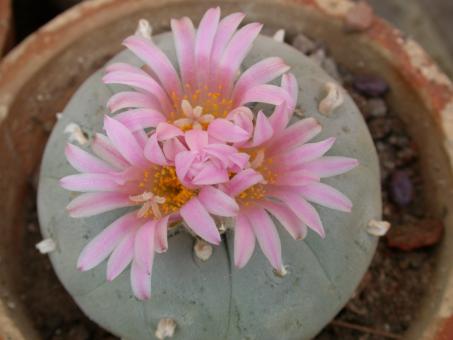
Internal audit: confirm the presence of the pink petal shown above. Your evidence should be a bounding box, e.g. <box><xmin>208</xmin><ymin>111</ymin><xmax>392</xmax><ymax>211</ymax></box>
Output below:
<box><xmin>105</xmin><ymin>62</ymin><xmax>147</xmax><ymax>75</ymax></box>
<box><xmin>133</xmin><ymin>129</ymin><xmax>148</xmax><ymax>149</ymax></box>
<box><xmin>268</xmin><ymin>103</ymin><xmax>289</xmax><ymax>136</ymax></box>
<box><xmin>91</xmin><ymin>133</ymin><xmax>129</xmax><ymax>170</ymax></box>
<box><xmin>298</xmin><ymin>182</ymin><xmax>353</xmax><ymax>212</ymax></box>
<box><xmin>210</xmin><ymin>12</ymin><xmax>245</xmax><ymax>71</ymax></box>
<box><xmin>195</xmin><ymin>7</ymin><xmax>221</xmax><ymax>84</ymax></box>
<box><xmin>203</xmin><ymin>143</ymin><xmax>237</xmax><ymax>161</ymax></box>
<box><xmin>232</xmin><ymin>57</ymin><xmax>290</xmax><ymax>101</ymax></box>
<box><xmin>115</xmin><ymin>109</ymin><xmax>166</xmax><ymax>131</ymax></box>
<box><xmin>272</xmin><ymin>137</ymin><xmax>336</xmax><ymax>171</ymax></box>
<box><xmin>207</xmin><ymin>118</ymin><xmax>249</xmax><ymax>143</ymax></box>
<box><xmin>155</xmin><ymin>216</ymin><xmax>169</xmax><ymax>253</ymax></box>
<box><xmin>228</xmin><ymin>152</ymin><xmax>250</xmax><ymax>170</ymax></box>
<box><xmin>259</xmin><ymin>201</ymin><xmax>307</xmax><ymax>240</ymax></box>
<box><xmin>198</xmin><ymin>186</ymin><xmax>239</xmax><ymax>217</ymax></box>
<box><xmin>156</xmin><ymin>122</ymin><xmax>184</xmax><ymax>140</ymax></box>
<box><xmin>268</xmin><ymin>73</ymin><xmax>298</xmax><ymax>134</ymax></box>
<box><xmin>175</xmin><ymin>151</ymin><xmax>197</xmax><ymax>182</ymax></box>
<box><xmin>192</xmin><ymin>162</ymin><xmax>229</xmax><ymax>185</ymax></box>
<box><xmin>217</xmin><ymin>22</ymin><xmax>262</xmax><ymax>92</ymax></box>
<box><xmin>134</xmin><ymin>220</ymin><xmax>156</xmax><ymax>273</ymax></box>
<box><xmin>225</xmin><ymin>168</ymin><xmax>264</xmax><ymax>197</ymax></box>
<box><xmin>104</xmin><ymin>116</ymin><xmax>148</xmax><ymax>168</ymax></box>
<box><xmin>65</xmin><ymin>144</ymin><xmax>113</xmax><ymax>173</ymax></box>
<box><xmin>270</xmin><ymin>189</ymin><xmax>325</xmax><ymax>238</ymax></box>
<box><xmin>250</xmin><ymin>111</ymin><xmax>274</xmax><ymax>147</ymax></box>
<box><xmin>144</xmin><ymin>134</ymin><xmax>168</xmax><ymax>166</ymax></box>
<box><xmin>274</xmin><ymin>170</ymin><xmax>319</xmax><ymax>186</ymax></box>
<box><xmin>107</xmin><ymin>91</ymin><xmax>160</xmax><ymax>113</ymax></box>
<box><xmin>180</xmin><ymin>197</ymin><xmax>221</xmax><ymax>245</ymax></box>
<box><xmin>233</xmin><ymin>212</ymin><xmax>255</xmax><ymax>268</ymax></box>
<box><xmin>162</xmin><ymin>138</ymin><xmax>187</xmax><ymax>162</ymax></box>
<box><xmin>171</xmin><ymin>17</ymin><xmax>196</xmax><ymax>87</ymax></box>
<box><xmin>67</xmin><ymin>192</ymin><xmax>133</xmax><ymax>218</ymax></box>
<box><xmin>123</xmin><ymin>36</ymin><xmax>182</xmax><ymax>97</ymax></box>
<box><xmin>103</xmin><ymin>71</ymin><xmax>172</xmax><ymax>112</ymax></box>
<box><xmin>246</xmin><ymin>207</ymin><xmax>283</xmax><ymax>271</ymax></box>
<box><xmin>236</xmin><ymin>84</ymin><xmax>290</xmax><ymax>107</ymax></box>
<box><xmin>281</xmin><ymin>73</ymin><xmax>298</xmax><ymax>115</ymax></box>
<box><xmin>77</xmin><ymin>212</ymin><xmax>138</xmax><ymax>271</ymax></box>
<box><xmin>302</xmin><ymin>156</ymin><xmax>359</xmax><ymax>178</ymax></box>
<box><xmin>106</xmin><ymin>229</ymin><xmax>136</xmax><ymax>281</ymax></box>
<box><xmin>130</xmin><ymin>260</ymin><xmax>151</xmax><ymax>300</ymax></box>
<box><xmin>60</xmin><ymin>173</ymin><xmax>120</xmax><ymax>192</ymax></box>
<box><xmin>185</xmin><ymin>129</ymin><xmax>208</xmax><ymax>151</ymax></box>
<box><xmin>267</xmin><ymin>117</ymin><xmax>322</xmax><ymax>155</ymax></box>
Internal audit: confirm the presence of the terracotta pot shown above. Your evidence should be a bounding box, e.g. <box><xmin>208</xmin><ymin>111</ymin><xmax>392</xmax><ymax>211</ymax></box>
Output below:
<box><xmin>0</xmin><ymin>0</ymin><xmax>452</xmax><ymax>339</ymax></box>
<box><xmin>0</xmin><ymin>0</ymin><xmax>13</xmax><ymax>57</ymax></box>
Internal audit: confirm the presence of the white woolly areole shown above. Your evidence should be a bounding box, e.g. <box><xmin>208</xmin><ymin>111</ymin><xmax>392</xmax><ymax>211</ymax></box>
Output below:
<box><xmin>155</xmin><ymin>318</ymin><xmax>177</xmax><ymax>339</ymax></box>
<box><xmin>64</xmin><ymin>123</ymin><xmax>88</xmax><ymax>145</ymax></box>
<box><xmin>319</xmin><ymin>81</ymin><xmax>344</xmax><ymax>115</ymax></box>
<box><xmin>272</xmin><ymin>29</ymin><xmax>285</xmax><ymax>43</ymax></box>
<box><xmin>135</xmin><ymin>19</ymin><xmax>152</xmax><ymax>40</ymax></box>
<box><xmin>36</xmin><ymin>238</ymin><xmax>57</xmax><ymax>254</ymax></box>
<box><xmin>366</xmin><ymin>219</ymin><xmax>391</xmax><ymax>236</ymax></box>
<box><xmin>194</xmin><ymin>239</ymin><xmax>213</xmax><ymax>261</ymax></box>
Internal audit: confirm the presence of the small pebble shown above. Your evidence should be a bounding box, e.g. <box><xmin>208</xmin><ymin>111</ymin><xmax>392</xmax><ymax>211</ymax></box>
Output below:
<box><xmin>368</xmin><ymin>117</ymin><xmax>392</xmax><ymax>139</ymax></box>
<box><xmin>386</xmin><ymin>219</ymin><xmax>444</xmax><ymax>251</ymax></box>
<box><xmin>366</xmin><ymin>98</ymin><xmax>387</xmax><ymax>117</ymax></box>
<box><xmin>353</xmin><ymin>75</ymin><xmax>389</xmax><ymax>97</ymax></box>
<box><xmin>390</xmin><ymin>170</ymin><xmax>414</xmax><ymax>206</ymax></box>
<box><xmin>292</xmin><ymin>33</ymin><xmax>317</xmax><ymax>54</ymax></box>
<box><xmin>349</xmin><ymin>90</ymin><xmax>370</xmax><ymax>119</ymax></box>
<box><xmin>345</xmin><ymin>1</ymin><xmax>374</xmax><ymax>32</ymax></box>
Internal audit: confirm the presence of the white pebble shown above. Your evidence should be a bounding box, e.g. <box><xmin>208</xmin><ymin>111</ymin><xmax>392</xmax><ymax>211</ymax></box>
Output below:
<box><xmin>64</xmin><ymin>123</ymin><xmax>89</xmax><ymax>145</ymax></box>
<box><xmin>319</xmin><ymin>82</ymin><xmax>344</xmax><ymax>115</ymax></box>
<box><xmin>194</xmin><ymin>239</ymin><xmax>213</xmax><ymax>261</ymax></box>
<box><xmin>367</xmin><ymin>219</ymin><xmax>391</xmax><ymax>236</ymax></box>
<box><xmin>35</xmin><ymin>238</ymin><xmax>57</xmax><ymax>254</ymax></box>
<box><xmin>272</xmin><ymin>29</ymin><xmax>285</xmax><ymax>43</ymax></box>
<box><xmin>56</xmin><ymin>112</ymin><xmax>63</xmax><ymax>120</ymax></box>
<box><xmin>135</xmin><ymin>19</ymin><xmax>152</xmax><ymax>40</ymax></box>
<box><xmin>155</xmin><ymin>318</ymin><xmax>176</xmax><ymax>339</ymax></box>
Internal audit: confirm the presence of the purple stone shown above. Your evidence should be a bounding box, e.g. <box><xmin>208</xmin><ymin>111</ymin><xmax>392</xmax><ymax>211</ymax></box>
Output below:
<box><xmin>353</xmin><ymin>75</ymin><xmax>389</xmax><ymax>97</ymax></box>
<box><xmin>390</xmin><ymin>170</ymin><xmax>413</xmax><ymax>206</ymax></box>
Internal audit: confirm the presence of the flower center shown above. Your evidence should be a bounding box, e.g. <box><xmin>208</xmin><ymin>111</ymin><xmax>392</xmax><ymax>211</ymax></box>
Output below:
<box><xmin>132</xmin><ymin>166</ymin><xmax>196</xmax><ymax>218</ymax></box>
<box><xmin>237</xmin><ymin>183</ymin><xmax>267</xmax><ymax>207</ymax></box>
<box><xmin>169</xmin><ymin>84</ymin><xmax>234</xmax><ymax>130</ymax></box>
<box><xmin>249</xmin><ymin>149</ymin><xmax>277</xmax><ymax>184</ymax></box>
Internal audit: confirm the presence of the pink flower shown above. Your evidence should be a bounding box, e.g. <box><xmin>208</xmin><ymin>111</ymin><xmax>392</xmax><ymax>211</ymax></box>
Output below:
<box><xmin>103</xmin><ymin>7</ymin><xmax>291</xmax><ymax>140</ymax></box>
<box><xmin>222</xmin><ymin>74</ymin><xmax>359</xmax><ymax>273</ymax></box>
<box><xmin>61</xmin><ymin>116</ymin><xmax>239</xmax><ymax>299</ymax></box>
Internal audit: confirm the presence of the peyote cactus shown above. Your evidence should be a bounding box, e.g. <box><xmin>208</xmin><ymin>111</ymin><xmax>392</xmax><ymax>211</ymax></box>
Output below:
<box><xmin>38</xmin><ymin>8</ymin><xmax>381</xmax><ymax>340</ymax></box>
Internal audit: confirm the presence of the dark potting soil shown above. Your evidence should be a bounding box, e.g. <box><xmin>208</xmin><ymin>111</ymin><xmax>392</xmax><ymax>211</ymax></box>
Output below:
<box><xmin>16</xmin><ymin>33</ymin><xmax>439</xmax><ymax>340</ymax></box>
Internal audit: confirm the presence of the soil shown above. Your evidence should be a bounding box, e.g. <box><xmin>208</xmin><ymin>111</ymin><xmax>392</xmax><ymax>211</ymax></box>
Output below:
<box><xmin>16</xmin><ymin>34</ymin><xmax>439</xmax><ymax>340</ymax></box>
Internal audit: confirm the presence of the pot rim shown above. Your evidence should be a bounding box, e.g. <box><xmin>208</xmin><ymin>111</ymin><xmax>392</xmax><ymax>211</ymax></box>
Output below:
<box><xmin>0</xmin><ymin>0</ymin><xmax>12</xmax><ymax>56</ymax></box>
<box><xmin>0</xmin><ymin>0</ymin><xmax>452</xmax><ymax>339</ymax></box>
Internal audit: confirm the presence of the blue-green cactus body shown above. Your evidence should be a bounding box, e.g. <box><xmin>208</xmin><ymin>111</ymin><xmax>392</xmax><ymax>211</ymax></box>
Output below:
<box><xmin>38</xmin><ymin>33</ymin><xmax>380</xmax><ymax>340</ymax></box>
